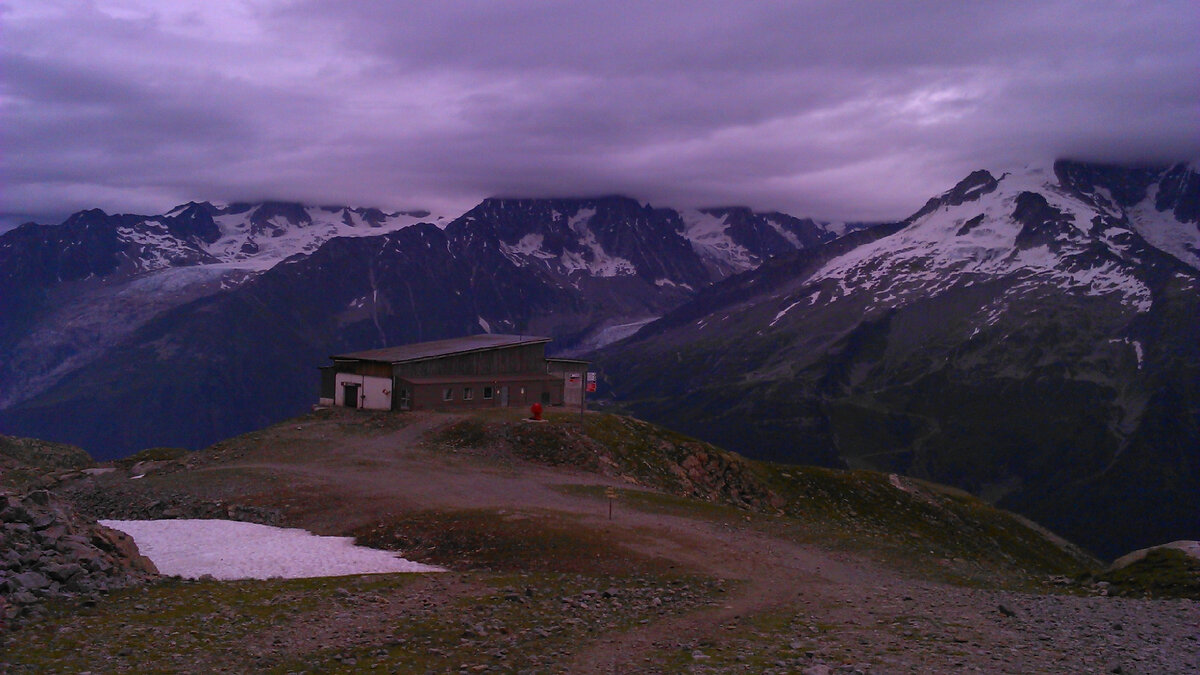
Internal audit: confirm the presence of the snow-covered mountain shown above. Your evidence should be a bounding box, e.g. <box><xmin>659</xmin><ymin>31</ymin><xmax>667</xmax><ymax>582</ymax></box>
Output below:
<box><xmin>0</xmin><ymin>201</ymin><xmax>451</xmax><ymax>410</ymax></box>
<box><xmin>678</xmin><ymin>207</ymin><xmax>852</xmax><ymax>275</ymax></box>
<box><xmin>0</xmin><ymin>193</ymin><xmax>842</xmax><ymax>458</ymax></box>
<box><xmin>597</xmin><ymin>160</ymin><xmax>1200</xmax><ymax>559</ymax></box>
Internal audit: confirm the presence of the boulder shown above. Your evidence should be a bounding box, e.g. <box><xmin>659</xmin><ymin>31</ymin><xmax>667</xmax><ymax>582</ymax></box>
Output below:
<box><xmin>11</xmin><ymin>571</ymin><xmax>50</xmax><ymax>591</ymax></box>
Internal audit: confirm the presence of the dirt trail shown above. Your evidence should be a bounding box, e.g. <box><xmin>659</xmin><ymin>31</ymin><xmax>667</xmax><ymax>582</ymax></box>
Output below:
<box><xmin>164</xmin><ymin>411</ymin><xmax>1198</xmax><ymax>673</ymax></box>
<box><xmin>188</xmin><ymin>412</ymin><xmax>917</xmax><ymax>671</ymax></box>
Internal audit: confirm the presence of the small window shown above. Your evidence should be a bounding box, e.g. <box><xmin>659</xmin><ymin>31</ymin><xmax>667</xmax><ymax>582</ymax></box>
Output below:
<box><xmin>463</xmin><ymin>387</ymin><xmax>473</xmax><ymax>400</ymax></box>
<box><xmin>483</xmin><ymin>386</ymin><xmax>493</xmax><ymax>400</ymax></box>
<box><xmin>442</xmin><ymin>388</ymin><xmax>453</xmax><ymax>401</ymax></box>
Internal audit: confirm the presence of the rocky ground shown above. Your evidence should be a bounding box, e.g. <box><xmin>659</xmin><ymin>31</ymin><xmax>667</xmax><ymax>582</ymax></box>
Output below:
<box><xmin>2</xmin><ymin>408</ymin><xmax>1198</xmax><ymax>673</ymax></box>
<box><xmin>0</xmin><ymin>490</ymin><xmax>158</xmax><ymax>630</ymax></box>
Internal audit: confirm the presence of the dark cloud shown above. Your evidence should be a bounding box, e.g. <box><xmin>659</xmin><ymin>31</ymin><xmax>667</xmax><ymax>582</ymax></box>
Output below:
<box><xmin>2</xmin><ymin>0</ymin><xmax>1197</xmax><ymax>231</ymax></box>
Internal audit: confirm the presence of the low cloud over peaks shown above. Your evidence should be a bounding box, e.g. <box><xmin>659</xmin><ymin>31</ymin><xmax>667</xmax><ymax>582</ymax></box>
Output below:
<box><xmin>3</xmin><ymin>0</ymin><xmax>1198</xmax><ymax>229</ymax></box>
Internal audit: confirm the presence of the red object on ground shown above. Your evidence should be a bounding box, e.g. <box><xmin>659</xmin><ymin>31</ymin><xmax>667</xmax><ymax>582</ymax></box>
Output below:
<box><xmin>531</xmin><ymin>402</ymin><xmax>543</xmax><ymax>420</ymax></box>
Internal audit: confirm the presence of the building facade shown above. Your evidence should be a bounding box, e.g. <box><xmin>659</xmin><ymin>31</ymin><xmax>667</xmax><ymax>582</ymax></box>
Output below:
<box><xmin>319</xmin><ymin>334</ymin><xmax>588</xmax><ymax>412</ymax></box>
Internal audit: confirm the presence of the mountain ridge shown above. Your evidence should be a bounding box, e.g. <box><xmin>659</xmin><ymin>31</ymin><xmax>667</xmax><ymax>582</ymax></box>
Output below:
<box><xmin>595</xmin><ymin>159</ymin><xmax>1200</xmax><ymax>558</ymax></box>
<box><xmin>0</xmin><ymin>195</ymin><xmax>839</xmax><ymax>457</ymax></box>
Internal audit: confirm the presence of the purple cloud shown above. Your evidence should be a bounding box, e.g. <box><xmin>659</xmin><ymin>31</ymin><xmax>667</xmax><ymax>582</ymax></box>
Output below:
<box><xmin>2</xmin><ymin>0</ymin><xmax>1197</xmax><ymax>230</ymax></box>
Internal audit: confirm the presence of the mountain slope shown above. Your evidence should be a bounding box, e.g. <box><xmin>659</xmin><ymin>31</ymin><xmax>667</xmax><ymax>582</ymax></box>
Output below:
<box><xmin>0</xmin><ymin>202</ymin><xmax>445</xmax><ymax>410</ymax></box>
<box><xmin>596</xmin><ymin>160</ymin><xmax>1200</xmax><ymax>558</ymax></box>
<box><xmin>0</xmin><ymin>194</ymin><xmax>839</xmax><ymax>458</ymax></box>
<box><xmin>0</xmin><ymin>195</ymin><xmax>839</xmax><ymax>416</ymax></box>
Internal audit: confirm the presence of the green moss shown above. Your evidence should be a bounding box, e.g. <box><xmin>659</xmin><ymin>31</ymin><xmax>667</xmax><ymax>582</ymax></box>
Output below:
<box><xmin>0</xmin><ymin>434</ymin><xmax>93</xmax><ymax>476</ymax></box>
<box><xmin>115</xmin><ymin>446</ymin><xmax>190</xmax><ymax>466</ymax></box>
<box><xmin>754</xmin><ymin>463</ymin><xmax>1095</xmax><ymax>585</ymax></box>
<box><xmin>5</xmin><ymin>569</ymin><xmax>725</xmax><ymax>673</ymax></box>
<box><xmin>1097</xmin><ymin>549</ymin><xmax>1200</xmax><ymax>599</ymax></box>
<box><xmin>422</xmin><ymin>410</ymin><xmax>1096</xmax><ymax>586</ymax></box>
<box><xmin>554</xmin><ymin>483</ymin><xmax>760</xmax><ymax>525</ymax></box>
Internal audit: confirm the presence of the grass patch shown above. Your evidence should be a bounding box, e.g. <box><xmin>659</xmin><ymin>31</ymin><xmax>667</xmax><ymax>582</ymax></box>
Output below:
<box><xmin>554</xmin><ymin>483</ymin><xmax>763</xmax><ymax>525</ymax></box>
<box><xmin>426</xmin><ymin>410</ymin><xmax>1097</xmax><ymax>587</ymax></box>
<box><xmin>2</xmin><ymin>574</ymin><xmax>422</xmax><ymax>673</ymax></box>
<box><xmin>273</xmin><ymin>571</ymin><xmax>725</xmax><ymax>674</ymax></box>
<box><xmin>1096</xmin><ymin>548</ymin><xmax>1200</xmax><ymax>599</ymax></box>
<box><xmin>4</xmin><ymin>570</ymin><xmax>725</xmax><ymax>674</ymax></box>
<box><xmin>351</xmin><ymin>508</ymin><xmax>671</xmax><ymax>575</ymax></box>
<box><xmin>114</xmin><ymin>446</ymin><xmax>190</xmax><ymax>467</ymax></box>
<box><xmin>753</xmin><ymin>463</ymin><xmax>1097</xmax><ymax>586</ymax></box>
<box><xmin>0</xmin><ymin>434</ymin><xmax>93</xmax><ymax>489</ymax></box>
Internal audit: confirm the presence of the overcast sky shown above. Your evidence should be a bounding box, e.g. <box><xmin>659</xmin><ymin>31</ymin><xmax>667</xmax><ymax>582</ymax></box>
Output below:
<box><xmin>3</xmin><ymin>0</ymin><xmax>1198</xmax><ymax>230</ymax></box>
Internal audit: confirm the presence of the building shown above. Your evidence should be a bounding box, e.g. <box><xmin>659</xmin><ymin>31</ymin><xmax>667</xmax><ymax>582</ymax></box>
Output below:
<box><xmin>319</xmin><ymin>334</ymin><xmax>589</xmax><ymax>411</ymax></box>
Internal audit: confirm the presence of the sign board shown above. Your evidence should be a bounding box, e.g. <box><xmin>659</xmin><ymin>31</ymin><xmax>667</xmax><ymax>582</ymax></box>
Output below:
<box><xmin>586</xmin><ymin>372</ymin><xmax>596</xmax><ymax>382</ymax></box>
<box><xmin>586</xmin><ymin>382</ymin><xmax>597</xmax><ymax>392</ymax></box>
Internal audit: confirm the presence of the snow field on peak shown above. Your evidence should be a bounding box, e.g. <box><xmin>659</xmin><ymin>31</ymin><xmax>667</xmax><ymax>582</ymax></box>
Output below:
<box><xmin>810</xmin><ymin>168</ymin><xmax>1155</xmax><ymax>313</ymax></box>
<box><xmin>678</xmin><ymin>209</ymin><xmax>757</xmax><ymax>272</ymax></box>
<box><xmin>202</xmin><ymin>207</ymin><xmax>438</xmax><ymax>272</ymax></box>
<box><xmin>498</xmin><ymin>207</ymin><xmax>638</xmax><ymax>278</ymax></box>
<box><xmin>1126</xmin><ymin>184</ymin><xmax>1200</xmax><ymax>271</ymax></box>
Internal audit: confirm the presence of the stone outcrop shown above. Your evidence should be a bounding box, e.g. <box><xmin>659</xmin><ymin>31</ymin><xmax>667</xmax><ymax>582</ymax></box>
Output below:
<box><xmin>1</xmin><ymin>490</ymin><xmax>158</xmax><ymax>630</ymax></box>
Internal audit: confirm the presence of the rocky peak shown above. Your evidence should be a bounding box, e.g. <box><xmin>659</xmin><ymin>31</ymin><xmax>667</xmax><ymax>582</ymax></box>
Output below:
<box><xmin>163</xmin><ymin>202</ymin><xmax>221</xmax><ymax>244</ymax></box>
<box><xmin>910</xmin><ymin>170</ymin><xmax>1000</xmax><ymax>221</ymax></box>
<box><xmin>1156</xmin><ymin>163</ymin><xmax>1200</xmax><ymax>224</ymax></box>
<box><xmin>247</xmin><ymin>202</ymin><xmax>312</xmax><ymax>236</ymax></box>
<box><xmin>1054</xmin><ymin>160</ymin><xmax>1162</xmax><ymax>208</ymax></box>
<box><xmin>1011</xmin><ymin>191</ymin><xmax>1076</xmax><ymax>250</ymax></box>
<box><xmin>446</xmin><ymin>196</ymin><xmax>709</xmax><ymax>285</ymax></box>
<box><xmin>700</xmin><ymin>206</ymin><xmax>802</xmax><ymax>259</ymax></box>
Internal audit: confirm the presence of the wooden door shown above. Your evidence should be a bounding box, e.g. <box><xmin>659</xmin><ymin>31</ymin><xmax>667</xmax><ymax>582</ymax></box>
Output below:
<box><xmin>342</xmin><ymin>383</ymin><xmax>360</xmax><ymax>408</ymax></box>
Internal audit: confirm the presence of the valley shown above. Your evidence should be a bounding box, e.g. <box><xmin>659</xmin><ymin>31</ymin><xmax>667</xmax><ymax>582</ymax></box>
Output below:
<box><xmin>1</xmin><ymin>160</ymin><xmax>1197</xmax><ymax>561</ymax></box>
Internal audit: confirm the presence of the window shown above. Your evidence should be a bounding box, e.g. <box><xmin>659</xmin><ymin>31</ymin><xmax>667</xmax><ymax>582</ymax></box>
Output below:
<box><xmin>483</xmin><ymin>386</ymin><xmax>493</xmax><ymax>400</ymax></box>
<box><xmin>442</xmin><ymin>388</ymin><xmax>453</xmax><ymax>401</ymax></box>
<box><xmin>463</xmin><ymin>387</ymin><xmax>473</xmax><ymax>400</ymax></box>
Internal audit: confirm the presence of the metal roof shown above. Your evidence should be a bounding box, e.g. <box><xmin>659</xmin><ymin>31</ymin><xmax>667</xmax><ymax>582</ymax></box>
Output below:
<box><xmin>332</xmin><ymin>334</ymin><xmax>551</xmax><ymax>364</ymax></box>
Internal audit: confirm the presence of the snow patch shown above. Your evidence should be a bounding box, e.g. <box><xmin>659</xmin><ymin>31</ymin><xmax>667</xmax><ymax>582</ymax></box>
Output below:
<box><xmin>558</xmin><ymin>212</ymin><xmax>637</xmax><ymax>277</ymax></box>
<box><xmin>100</xmin><ymin>519</ymin><xmax>444</xmax><ymax>580</ymax></box>
<box><xmin>500</xmin><ymin>233</ymin><xmax>557</xmax><ymax>264</ymax></box>
<box><xmin>770</xmin><ymin>299</ymin><xmax>804</xmax><ymax>327</ymax></box>
<box><xmin>1110</xmin><ymin>338</ymin><xmax>1144</xmax><ymax>369</ymax></box>
<box><xmin>568</xmin><ymin>317</ymin><xmax>659</xmax><ymax>353</ymax></box>
<box><xmin>1127</xmin><ymin>184</ymin><xmax>1200</xmax><ymax>271</ymax></box>
<box><xmin>807</xmin><ymin>166</ymin><xmax>1157</xmax><ymax>314</ymax></box>
<box><xmin>678</xmin><ymin>209</ymin><xmax>757</xmax><ymax>272</ymax></box>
